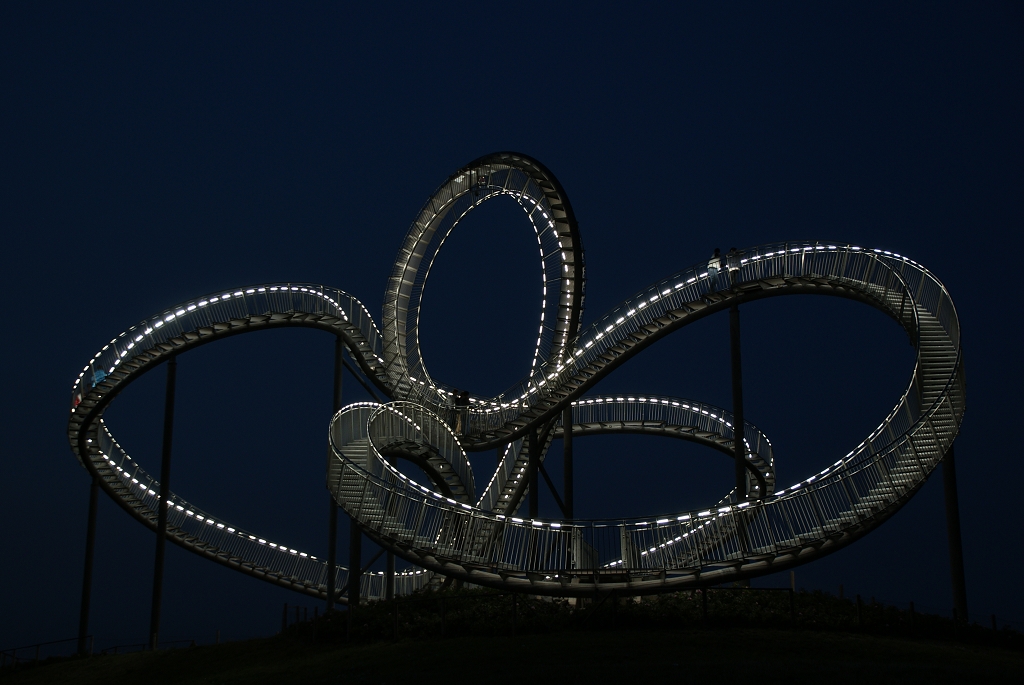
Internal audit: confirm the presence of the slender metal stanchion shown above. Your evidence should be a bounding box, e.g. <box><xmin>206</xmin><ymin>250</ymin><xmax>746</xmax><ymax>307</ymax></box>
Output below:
<box><xmin>528</xmin><ymin>429</ymin><xmax>539</xmax><ymax>519</ymax></box>
<box><xmin>729</xmin><ymin>304</ymin><xmax>751</xmax><ymax>560</ymax></box>
<box><xmin>942</xmin><ymin>442</ymin><xmax>969</xmax><ymax>623</ymax></box>
<box><xmin>386</xmin><ymin>552</ymin><xmax>395</xmax><ymax>601</ymax></box>
<box><xmin>326</xmin><ymin>338</ymin><xmax>344</xmax><ymax>613</ymax></box>
<box><xmin>326</xmin><ymin>500</ymin><xmax>338</xmax><ymax>611</ymax></box>
<box><xmin>77</xmin><ymin>475</ymin><xmax>100</xmax><ymax>655</ymax></box>
<box><xmin>563</xmin><ymin>406</ymin><xmax>573</xmax><ymax>519</ymax></box>
<box><xmin>349</xmin><ymin>520</ymin><xmax>362</xmax><ymax>607</ymax></box>
<box><xmin>729</xmin><ymin>304</ymin><xmax>746</xmax><ymax>500</ymax></box>
<box><xmin>149</xmin><ymin>356</ymin><xmax>177</xmax><ymax>650</ymax></box>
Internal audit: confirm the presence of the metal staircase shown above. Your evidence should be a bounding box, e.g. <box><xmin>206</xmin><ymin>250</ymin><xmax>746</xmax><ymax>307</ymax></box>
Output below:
<box><xmin>324</xmin><ymin>242</ymin><xmax>964</xmax><ymax>595</ymax></box>
<box><xmin>67</xmin><ymin>152</ymin><xmax>964</xmax><ymax>602</ymax></box>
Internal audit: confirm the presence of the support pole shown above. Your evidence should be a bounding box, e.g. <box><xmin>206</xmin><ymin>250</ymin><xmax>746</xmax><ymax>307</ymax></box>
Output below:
<box><xmin>942</xmin><ymin>442</ymin><xmax>969</xmax><ymax>623</ymax></box>
<box><xmin>327</xmin><ymin>500</ymin><xmax>338</xmax><ymax>611</ymax></box>
<box><xmin>537</xmin><ymin>461</ymin><xmax>568</xmax><ymax>517</ymax></box>
<box><xmin>563</xmin><ymin>406</ymin><xmax>573</xmax><ymax>519</ymax></box>
<box><xmin>149</xmin><ymin>356</ymin><xmax>177</xmax><ymax>650</ymax></box>
<box><xmin>326</xmin><ymin>338</ymin><xmax>343</xmax><ymax>613</ymax></box>
<box><xmin>77</xmin><ymin>475</ymin><xmax>100</xmax><ymax>655</ymax></box>
<box><xmin>528</xmin><ymin>429</ymin><xmax>539</xmax><ymax>519</ymax></box>
<box><xmin>349</xmin><ymin>520</ymin><xmax>362</xmax><ymax>607</ymax></box>
<box><xmin>729</xmin><ymin>304</ymin><xmax>746</xmax><ymax>499</ymax></box>
<box><xmin>729</xmin><ymin>304</ymin><xmax>752</xmax><ymax>556</ymax></box>
<box><xmin>386</xmin><ymin>552</ymin><xmax>395</xmax><ymax>601</ymax></box>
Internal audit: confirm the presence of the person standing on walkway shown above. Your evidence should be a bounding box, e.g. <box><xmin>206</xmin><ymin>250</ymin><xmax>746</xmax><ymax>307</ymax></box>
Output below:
<box><xmin>455</xmin><ymin>390</ymin><xmax>470</xmax><ymax>433</ymax></box>
<box><xmin>449</xmin><ymin>389</ymin><xmax>461</xmax><ymax>430</ymax></box>
<box><xmin>708</xmin><ymin>248</ymin><xmax>722</xmax><ymax>293</ymax></box>
<box><xmin>726</xmin><ymin>247</ymin><xmax>742</xmax><ymax>287</ymax></box>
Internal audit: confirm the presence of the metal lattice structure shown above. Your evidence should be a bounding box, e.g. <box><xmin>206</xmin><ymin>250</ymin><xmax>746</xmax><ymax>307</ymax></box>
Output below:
<box><xmin>68</xmin><ymin>152</ymin><xmax>964</xmax><ymax>601</ymax></box>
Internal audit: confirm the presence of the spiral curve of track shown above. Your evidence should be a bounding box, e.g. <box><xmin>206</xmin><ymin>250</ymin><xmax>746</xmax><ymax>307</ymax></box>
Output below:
<box><xmin>68</xmin><ymin>152</ymin><xmax>965</xmax><ymax>601</ymax></box>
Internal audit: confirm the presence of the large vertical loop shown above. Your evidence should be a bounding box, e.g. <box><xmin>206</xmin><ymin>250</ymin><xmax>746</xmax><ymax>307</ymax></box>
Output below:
<box><xmin>381</xmin><ymin>152</ymin><xmax>586</xmax><ymax>406</ymax></box>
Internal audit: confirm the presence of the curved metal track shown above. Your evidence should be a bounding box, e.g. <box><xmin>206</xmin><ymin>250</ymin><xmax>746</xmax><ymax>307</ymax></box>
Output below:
<box><xmin>331</xmin><ymin>237</ymin><xmax>964</xmax><ymax>594</ymax></box>
<box><xmin>68</xmin><ymin>152</ymin><xmax>964</xmax><ymax>601</ymax></box>
<box><xmin>382</xmin><ymin>152</ymin><xmax>585</xmax><ymax>402</ymax></box>
<box><xmin>67</xmin><ymin>286</ymin><xmax>428</xmax><ymax>601</ymax></box>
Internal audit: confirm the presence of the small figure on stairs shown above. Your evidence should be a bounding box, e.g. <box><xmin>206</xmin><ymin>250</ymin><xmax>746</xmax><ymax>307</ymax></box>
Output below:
<box><xmin>455</xmin><ymin>390</ymin><xmax>470</xmax><ymax>433</ymax></box>
<box><xmin>707</xmin><ymin>247</ymin><xmax>722</xmax><ymax>293</ymax></box>
<box><xmin>726</xmin><ymin>247</ymin><xmax>742</xmax><ymax>287</ymax></box>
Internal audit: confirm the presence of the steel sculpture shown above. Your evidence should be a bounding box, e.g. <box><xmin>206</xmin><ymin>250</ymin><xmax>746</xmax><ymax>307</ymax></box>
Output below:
<box><xmin>68</xmin><ymin>152</ymin><xmax>965</xmax><ymax>608</ymax></box>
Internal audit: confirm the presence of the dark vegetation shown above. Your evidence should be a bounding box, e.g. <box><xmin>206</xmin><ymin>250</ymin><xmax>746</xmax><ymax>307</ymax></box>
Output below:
<box><xmin>292</xmin><ymin>587</ymin><xmax>1023</xmax><ymax>647</ymax></box>
<box><xmin>3</xmin><ymin>589</ymin><xmax>1021</xmax><ymax>684</ymax></box>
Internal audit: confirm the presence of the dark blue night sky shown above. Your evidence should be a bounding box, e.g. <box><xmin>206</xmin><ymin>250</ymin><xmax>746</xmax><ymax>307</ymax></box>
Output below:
<box><xmin>1</xmin><ymin>2</ymin><xmax>1021</xmax><ymax>649</ymax></box>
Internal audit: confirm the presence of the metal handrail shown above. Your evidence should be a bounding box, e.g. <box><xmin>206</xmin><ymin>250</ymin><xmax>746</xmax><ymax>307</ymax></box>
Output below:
<box><xmin>366</xmin><ymin>401</ymin><xmax>476</xmax><ymax>504</ymax></box>
<box><xmin>381</xmin><ymin>153</ymin><xmax>585</xmax><ymax>408</ymax></box>
<box><xmin>457</xmin><ymin>242</ymin><xmax>944</xmax><ymax>439</ymax></box>
<box><xmin>329</xmin><ymin>378</ymin><xmax>958</xmax><ymax>580</ymax></box>
<box><xmin>323</xmin><ymin>242</ymin><xmax>963</xmax><ymax>593</ymax></box>
<box><xmin>68</xmin><ymin>235</ymin><xmax>962</xmax><ymax>599</ymax></box>
<box><xmin>65</xmin><ymin>281</ymin><xmax>428</xmax><ymax>601</ymax></box>
<box><xmin>0</xmin><ymin>636</ymin><xmax>89</xmax><ymax>667</ymax></box>
<box><xmin>474</xmin><ymin>395</ymin><xmax>776</xmax><ymax>514</ymax></box>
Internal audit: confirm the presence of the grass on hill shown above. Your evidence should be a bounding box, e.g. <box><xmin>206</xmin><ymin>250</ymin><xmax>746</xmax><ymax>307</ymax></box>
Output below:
<box><xmin>3</xmin><ymin>589</ymin><xmax>1021</xmax><ymax>685</ymax></box>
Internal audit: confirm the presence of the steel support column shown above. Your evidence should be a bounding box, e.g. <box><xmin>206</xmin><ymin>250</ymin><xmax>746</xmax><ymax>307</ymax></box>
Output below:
<box><xmin>326</xmin><ymin>500</ymin><xmax>338</xmax><ymax>610</ymax></box>
<box><xmin>386</xmin><ymin>552</ymin><xmax>395</xmax><ymax>601</ymax></box>
<box><xmin>563</xmin><ymin>406</ymin><xmax>573</xmax><ymax>519</ymax></box>
<box><xmin>349</xmin><ymin>519</ymin><xmax>362</xmax><ymax>607</ymax></box>
<box><xmin>149</xmin><ymin>356</ymin><xmax>177</xmax><ymax>650</ymax></box>
<box><xmin>729</xmin><ymin>304</ymin><xmax>745</xmax><ymax>499</ymax></box>
<box><xmin>327</xmin><ymin>338</ymin><xmax>343</xmax><ymax>613</ymax></box>
<box><xmin>942</xmin><ymin>442</ymin><xmax>969</xmax><ymax>622</ymax></box>
<box><xmin>528</xmin><ymin>428</ymin><xmax>539</xmax><ymax>519</ymax></box>
<box><xmin>77</xmin><ymin>475</ymin><xmax>100</xmax><ymax>655</ymax></box>
<box><xmin>730</xmin><ymin>303</ymin><xmax>751</xmax><ymax>557</ymax></box>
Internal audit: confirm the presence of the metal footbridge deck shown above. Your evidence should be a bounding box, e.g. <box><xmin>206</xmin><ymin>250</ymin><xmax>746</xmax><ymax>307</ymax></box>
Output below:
<box><xmin>68</xmin><ymin>152</ymin><xmax>964</xmax><ymax>600</ymax></box>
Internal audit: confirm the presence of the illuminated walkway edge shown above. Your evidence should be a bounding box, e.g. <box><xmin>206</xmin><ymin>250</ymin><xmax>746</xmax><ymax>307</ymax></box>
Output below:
<box><xmin>67</xmin><ymin>152</ymin><xmax>964</xmax><ymax>600</ymax></box>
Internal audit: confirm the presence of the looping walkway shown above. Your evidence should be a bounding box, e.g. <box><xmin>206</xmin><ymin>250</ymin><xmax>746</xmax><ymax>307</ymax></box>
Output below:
<box><xmin>68</xmin><ymin>153</ymin><xmax>964</xmax><ymax>600</ymax></box>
